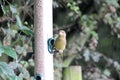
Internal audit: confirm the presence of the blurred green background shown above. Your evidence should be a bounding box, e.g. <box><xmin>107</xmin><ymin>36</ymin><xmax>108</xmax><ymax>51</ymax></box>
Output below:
<box><xmin>0</xmin><ymin>0</ymin><xmax>120</xmax><ymax>80</ymax></box>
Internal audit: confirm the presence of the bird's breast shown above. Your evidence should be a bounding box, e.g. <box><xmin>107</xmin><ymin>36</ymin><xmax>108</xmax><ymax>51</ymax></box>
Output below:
<box><xmin>55</xmin><ymin>38</ymin><xmax>66</xmax><ymax>50</ymax></box>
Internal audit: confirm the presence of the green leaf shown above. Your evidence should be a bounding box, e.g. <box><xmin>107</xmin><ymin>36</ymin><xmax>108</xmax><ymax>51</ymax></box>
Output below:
<box><xmin>28</xmin><ymin>59</ymin><xmax>35</xmax><ymax>66</ymax></box>
<box><xmin>103</xmin><ymin>69</ymin><xmax>111</xmax><ymax>77</ymax></box>
<box><xmin>6</xmin><ymin>28</ymin><xmax>16</xmax><ymax>37</ymax></box>
<box><xmin>10</xmin><ymin>4</ymin><xmax>17</xmax><ymax>14</ymax></box>
<box><xmin>3</xmin><ymin>46</ymin><xmax>17</xmax><ymax>59</ymax></box>
<box><xmin>15</xmin><ymin>15</ymin><xmax>23</xmax><ymax>28</ymax></box>
<box><xmin>21</xmin><ymin>26</ymin><xmax>33</xmax><ymax>35</ymax></box>
<box><xmin>15</xmin><ymin>15</ymin><xmax>33</xmax><ymax>35</ymax></box>
<box><xmin>0</xmin><ymin>62</ymin><xmax>15</xmax><ymax>79</ymax></box>
<box><xmin>1</xmin><ymin>5</ymin><xmax>6</xmax><ymax>14</ymax></box>
<box><xmin>10</xmin><ymin>5</ymin><xmax>23</xmax><ymax>29</ymax></box>
<box><xmin>0</xmin><ymin>42</ymin><xmax>3</xmax><ymax>56</ymax></box>
<box><xmin>0</xmin><ymin>46</ymin><xmax>4</xmax><ymax>56</ymax></box>
<box><xmin>15</xmin><ymin>14</ymin><xmax>33</xmax><ymax>35</ymax></box>
<box><xmin>91</xmin><ymin>31</ymin><xmax>99</xmax><ymax>40</ymax></box>
<box><xmin>9</xmin><ymin>76</ymin><xmax>23</xmax><ymax>80</ymax></box>
<box><xmin>0</xmin><ymin>41</ymin><xmax>2</xmax><ymax>46</ymax></box>
<box><xmin>18</xmin><ymin>65</ymin><xmax>30</xmax><ymax>79</ymax></box>
<box><xmin>105</xmin><ymin>0</ymin><xmax>119</xmax><ymax>7</ymax></box>
<box><xmin>67</xmin><ymin>3</ymin><xmax>71</xmax><ymax>7</ymax></box>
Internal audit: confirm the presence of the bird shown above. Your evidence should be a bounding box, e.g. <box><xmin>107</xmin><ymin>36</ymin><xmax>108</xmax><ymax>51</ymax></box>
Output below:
<box><xmin>54</xmin><ymin>30</ymin><xmax>66</xmax><ymax>55</ymax></box>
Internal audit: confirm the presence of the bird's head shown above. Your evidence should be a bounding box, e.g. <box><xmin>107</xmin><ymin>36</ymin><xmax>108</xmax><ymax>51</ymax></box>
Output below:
<box><xmin>59</xmin><ymin>30</ymin><xmax>66</xmax><ymax>37</ymax></box>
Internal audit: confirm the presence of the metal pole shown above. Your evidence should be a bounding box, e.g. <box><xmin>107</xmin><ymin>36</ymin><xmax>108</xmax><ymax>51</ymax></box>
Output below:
<box><xmin>34</xmin><ymin>0</ymin><xmax>53</xmax><ymax>80</ymax></box>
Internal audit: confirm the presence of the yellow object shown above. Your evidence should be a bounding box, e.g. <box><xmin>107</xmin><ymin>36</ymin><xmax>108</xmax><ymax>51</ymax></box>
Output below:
<box><xmin>55</xmin><ymin>30</ymin><xmax>66</xmax><ymax>55</ymax></box>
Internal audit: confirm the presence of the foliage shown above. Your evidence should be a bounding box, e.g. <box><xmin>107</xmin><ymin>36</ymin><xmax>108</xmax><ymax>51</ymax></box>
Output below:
<box><xmin>0</xmin><ymin>0</ymin><xmax>120</xmax><ymax>80</ymax></box>
<box><xmin>53</xmin><ymin>0</ymin><xmax>120</xmax><ymax>80</ymax></box>
<box><xmin>0</xmin><ymin>0</ymin><xmax>34</xmax><ymax>79</ymax></box>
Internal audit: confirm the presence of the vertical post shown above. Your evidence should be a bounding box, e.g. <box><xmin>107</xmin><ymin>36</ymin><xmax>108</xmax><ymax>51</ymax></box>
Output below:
<box><xmin>63</xmin><ymin>66</ymin><xmax>82</xmax><ymax>80</ymax></box>
<box><xmin>34</xmin><ymin>0</ymin><xmax>53</xmax><ymax>80</ymax></box>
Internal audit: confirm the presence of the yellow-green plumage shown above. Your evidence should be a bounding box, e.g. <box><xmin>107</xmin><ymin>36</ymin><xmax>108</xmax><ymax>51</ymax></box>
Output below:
<box><xmin>55</xmin><ymin>30</ymin><xmax>66</xmax><ymax>54</ymax></box>
<box><xmin>55</xmin><ymin>36</ymin><xmax>66</xmax><ymax>50</ymax></box>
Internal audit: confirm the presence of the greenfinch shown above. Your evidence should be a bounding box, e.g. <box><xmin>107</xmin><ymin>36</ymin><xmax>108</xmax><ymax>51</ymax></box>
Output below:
<box><xmin>54</xmin><ymin>30</ymin><xmax>66</xmax><ymax>55</ymax></box>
